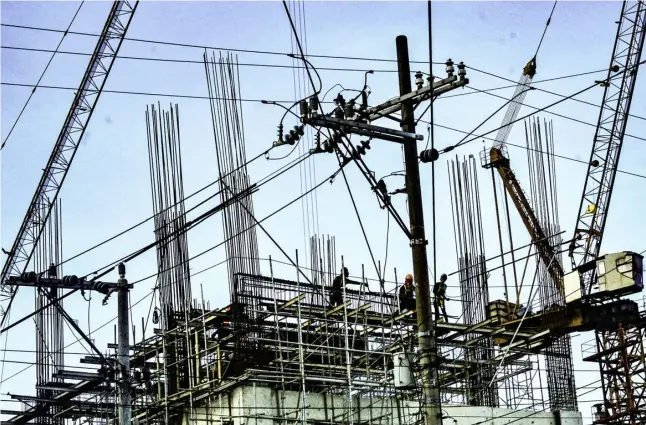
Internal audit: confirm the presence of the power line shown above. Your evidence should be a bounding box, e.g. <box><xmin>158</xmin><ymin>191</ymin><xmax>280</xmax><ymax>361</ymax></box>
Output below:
<box><xmin>416</xmin><ymin>118</ymin><xmax>646</xmax><ymax>180</ymax></box>
<box><xmin>0</xmin><ymin>22</ymin><xmax>448</xmax><ymax>65</ymax></box>
<box><xmin>1</xmin><ymin>2</ymin><xmax>84</xmax><ymax>150</ymax></box>
<box><xmin>56</xmin><ymin>147</ymin><xmax>275</xmax><ymax>268</ymax></box>
<box><xmin>5</xmin><ymin>43</ymin><xmax>624</xmax><ymax>115</ymax></box>
<box><xmin>124</xmin><ymin>162</ymin><xmax>345</xmax><ymax>287</ymax></box>
<box><xmin>0</xmin><ymin>81</ymin><xmax>311</xmax><ymax>104</ymax></box>
<box><xmin>445</xmin><ymin>68</ymin><xmax>638</xmax><ymax>153</ymax></box>
<box><xmin>0</xmin><ymin>45</ymin><xmax>400</xmax><ymax>74</ymax></box>
<box><xmin>465</xmin><ymin>65</ymin><xmax>646</xmax><ymax>123</ymax></box>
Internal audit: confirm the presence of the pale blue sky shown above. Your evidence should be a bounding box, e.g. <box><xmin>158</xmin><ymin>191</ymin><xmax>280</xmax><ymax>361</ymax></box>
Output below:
<box><xmin>2</xmin><ymin>1</ymin><xmax>645</xmax><ymax>420</ymax></box>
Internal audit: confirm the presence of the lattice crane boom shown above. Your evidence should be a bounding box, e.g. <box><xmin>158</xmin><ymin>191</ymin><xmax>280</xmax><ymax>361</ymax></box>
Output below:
<box><xmin>569</xmin><ymin>0</ymin><xmax>645</xmax><ymax>275</ymax></box>
<box><xmin>0</xmin><ymin>1</ymin><xmax>138</xmax><ymax>326</ymax></box>
<box><xmin>484</xmin><ymin>147</ymin><xmax>565</xmax><ymax>290</ymax></box>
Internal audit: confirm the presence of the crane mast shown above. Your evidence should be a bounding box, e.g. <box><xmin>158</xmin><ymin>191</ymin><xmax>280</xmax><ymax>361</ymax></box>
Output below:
<box><xmin>567</xmin><ymin>2</ymin><xmax>646</xmax><ymax>424</ymax></box>
<box><xmin>0</xmin><ymin>1</ymin><xmax>138</xmax><ymax>326</ymax></box>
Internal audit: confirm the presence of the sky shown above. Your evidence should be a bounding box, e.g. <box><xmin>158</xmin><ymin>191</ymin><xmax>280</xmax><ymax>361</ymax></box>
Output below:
<box><xmin>1</xmin><ymin>0</ymin><xmax>646</xmax><ymax>422</ymax></box>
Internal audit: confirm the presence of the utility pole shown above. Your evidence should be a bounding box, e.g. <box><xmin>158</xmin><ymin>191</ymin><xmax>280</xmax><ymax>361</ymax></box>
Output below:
<box><xmin>4</xmin><ymin>264</ymin><xmax>132</xmax><ymax>422</ymax></box>
<box><xmin>396</xmin><ymin>35</ymin><xmax>441</xmax><ymax>425</ymax></box>
<box><xmin>299</xmin><ymin>34</ymin><xmax>466</xmax><ymax>425</ymax></box>
<box><xmin>117</xmin><ymin>262</ymin><xmax>131</xmax><ymax>425</ymax></box>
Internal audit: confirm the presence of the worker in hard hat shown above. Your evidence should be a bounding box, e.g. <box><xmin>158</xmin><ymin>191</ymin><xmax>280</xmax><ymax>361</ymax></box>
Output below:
<box><xmin>433</xmin><ymin>273</ymin><xmax>449</xmax><ymax>321</ymax></box>
<box><xmin>399</xmin><ymin>274</ymin><xmax>416</xmax><ymax>313</ymax></box>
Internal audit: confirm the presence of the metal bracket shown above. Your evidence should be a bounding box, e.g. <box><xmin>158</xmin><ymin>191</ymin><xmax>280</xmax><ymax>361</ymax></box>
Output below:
<box><xmin>409</xmin><ymin>238</ymin><xmax>428</xmax><ymax>247</ymax></box>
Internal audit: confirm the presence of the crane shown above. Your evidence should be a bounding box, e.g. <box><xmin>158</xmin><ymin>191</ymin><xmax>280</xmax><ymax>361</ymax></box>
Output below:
<box><xmin>0</xmin><ymin>1</ymin><xmax>138</xmax><ymax>327</ymax></box>
<box><xmin>568</xmin><ymin>0</ymin><xmax>645</xmax><ymax>300</ymax></box>
<box><xmin>565</xmin><ymin>1</ymin><xmax>646</xmax><ymax>424</ymax></box>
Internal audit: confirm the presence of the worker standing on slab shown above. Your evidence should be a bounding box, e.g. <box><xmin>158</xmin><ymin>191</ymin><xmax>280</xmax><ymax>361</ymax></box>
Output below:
<box><xmin>399</xmin><ymin>274</ymin><xmax>416</xmax><ymax>313</ymax></box>
<box><xmin>331</xmin><ymin>267</ymin><xmax>352</xmax><ymax>307</ymax></box>
<box><xmin>433</xmin><ymin>273</ymin><xmax>448</xmax><ymax>322</ymax></box>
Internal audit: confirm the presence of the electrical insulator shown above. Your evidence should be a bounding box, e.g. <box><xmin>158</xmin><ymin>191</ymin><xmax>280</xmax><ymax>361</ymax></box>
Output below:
<box><xmin>334</xmin><ymin>93</ymin><xmax>346</xmax><ymax>108</ymax></box>
<box><xmin>457</xmin><ymin>62</ymin><xmax>466</xmax><ymax>81</ymax></box>
<box><xmin>345</xmin><ymin>100</ymin><xmax>355</xmax><ymax>120</ymax></box>
<box><xmin>356</xmin><ymin>144</ymin><xmax>366</xmax><ymax>156</ymax></box>
<box><xmin>48</xmin><ymin>263</ymin><xmax>57</xmax><ymax>278</ymax></box>
<box><xmin>63</xmin><ymin>275</ymin><xmax>79</xmax><ymax>286</ymax></box>
<box><xmin>419</xmin><ymin>148</ymin><xmax>440</xmax><ymax>163</ymax></box>
<box><xmin>446</xmin><ymin>59</ymin><xmax>455</xmax><ymax>77</ymax></box>
<box><xmin>309</xmin><ymin>96</ymin><xmax>319</xmax><ymax>116</ymax></box>
<box><xmin>21</xmin><ymin>271</ymin><xmax>37</xmax><ymax>283</ymax></box>
<box><xmin>335</xmin><ymin>107</ymin><xmax>345</xmax><ymax>120</ymax></box>
<box><xmin>299</xmin><ymin>100</ymin><xmax>309</xmax><ymax>122</ymax></box>
<box><xmin>415</xmin><ymin>71</ymin><xmax>424</xmax><ymax>89</ymax></box>
<box><xmin>152</xmin><ymin>308</ymin><xmax>160</xmax><ymax>324</ymax></box>
<box><xmin>285</xmin><ymin>133</ymin><xmax>293</xmax><ymax>145</ymax></box>
<box><xmin>118</xmin><ymin>262</ymin><xmax>126</xmax><ymax>277</ymax></box>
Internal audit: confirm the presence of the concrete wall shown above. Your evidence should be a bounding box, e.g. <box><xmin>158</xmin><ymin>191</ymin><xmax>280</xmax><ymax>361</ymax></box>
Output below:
<box><xmin>183</xmin><ymin>385</ymin><xmax>583</xmax><ymax>425</ymax></box>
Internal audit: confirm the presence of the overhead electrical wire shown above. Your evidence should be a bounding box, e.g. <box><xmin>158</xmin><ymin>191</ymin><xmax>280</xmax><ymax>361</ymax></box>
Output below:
<box><xmin>0</xmin><ymin>150</ymin><xmax>312</xmax><ymax>335</ymax></box>
<box><xmin>0</xmin><ymin>45</ymin><xmax>401</xmax><ymax>74</ymax></box>
<box><xmin>56</xmin><ymin>146</ymin><xmax>273</xmax><ymax>268</ymax></box>
<box><xmin>439</xmin><ymin>65</ymin><xmax>641</xmax><ymax>155</ymax></box>
<box><xmin>83</xmin><ymin>151</ymin><xmax>315</xmax><ymax>283</ymax></box>
<box><xmin>0</xmin><ymin>22</ymin><xmax>449</xmax><ymax>65</ymax></box>
<box><xmin>463</xmin><ymin>66</ymin><xmax>646</xmax><ymax>122</ymax></box>
<box><xmin>5</xmin><ymin>65</ymin><xmax>645</xmax><ymax>143</ymax></box>
<box><xmin>465</xmin><ymin>84</ymin><xmax>646</xmax><ymax>141</ymax></box>
<box><xmin>7</xmin><ymin>43</ymin><xmax>633</xmax><ymax>120</ymax></box>
<box><xmin>124</xmin><ymin>162</ymin><xmax>345</xmax><ymax>287</ymax></box>
<box><xmin>0</xmin><ymin>81</ymin><xmax>312</xmax><ymax>104</ymax></box>
<box><xmin>417</xmin><ymin>118</ymin><xmax>646</xmax><ymax>180</ymax></box>
<box><xmin>1</xmin><ymin>2</ymin><xmax>85</xmax><ymax>150</ymax></box>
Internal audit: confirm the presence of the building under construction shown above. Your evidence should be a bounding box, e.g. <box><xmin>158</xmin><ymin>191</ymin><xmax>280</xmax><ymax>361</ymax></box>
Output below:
<box><xmin>1</xmin><ymin>2</ymin><xmax>646</xmax><ymax>425</ymax></box>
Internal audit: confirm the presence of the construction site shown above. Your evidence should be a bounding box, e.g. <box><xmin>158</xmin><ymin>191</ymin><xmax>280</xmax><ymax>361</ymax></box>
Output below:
<box><xmin>1</xmin><ymin>2</ymin><xmax>645</xmax><ymax>425</ymax></box>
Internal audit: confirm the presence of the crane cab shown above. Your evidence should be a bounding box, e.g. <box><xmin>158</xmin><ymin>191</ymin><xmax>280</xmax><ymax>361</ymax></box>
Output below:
<box><xmin>564</xmin><ymin>251</ymin><xmax>644</xmax><ymax>304</ymax></box>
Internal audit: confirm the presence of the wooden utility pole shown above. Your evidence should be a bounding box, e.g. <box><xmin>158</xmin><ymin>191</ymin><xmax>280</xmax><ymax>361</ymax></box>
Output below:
<box><xmin>396</xmin><ymin>35</ymin><xmax>441</xmax><ymax>425</ymax></box>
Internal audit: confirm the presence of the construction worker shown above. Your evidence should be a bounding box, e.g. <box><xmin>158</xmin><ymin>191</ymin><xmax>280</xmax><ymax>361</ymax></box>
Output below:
<box><xmin>399</xmin><ymin>274</ymin><xmax>416</xmax><ymax>312</ymax></box>
<box><xmin>330</xmin><ymin>267</ymin><xmax>350</xmax><ymax>307</ymax></box>
<box><xmin>433</xmin><ymin>273</ymin><xmax>448</xmax><ymax>322</ymax></box>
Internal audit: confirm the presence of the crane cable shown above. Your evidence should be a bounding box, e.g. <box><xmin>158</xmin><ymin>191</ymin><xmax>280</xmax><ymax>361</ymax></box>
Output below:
<box><xmin>494</xmin><ymin>1</ymin><xmax>557</xmax><ymax>148</ymax></box>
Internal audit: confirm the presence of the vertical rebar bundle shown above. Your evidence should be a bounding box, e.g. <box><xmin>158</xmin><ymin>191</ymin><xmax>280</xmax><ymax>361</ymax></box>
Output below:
<box><xmin>309</xmin><ymin>235</ymin><xmax>336</xmax><ymax>306</ymax></box>
<box><xmin>448</xmin><ymin>155</ymin><xmax>497</xmax><ymax>407</ymax></box>
<box><xmin>524</xmin><ymin>117</ymin><xmax>577</xmax><ymax>411</ymax></box>
<box><xmin>33</xmin><ymin>199</ymin><xmax>64</xmax><ymax>425</ymax></box>
<box><xmin>146</xmin><ymin>102</ymin><xmax>193</xmax><ymax>395</ymax></box>
<box><xmin>204</xmin><ymin>51</ymin><xmax>261</xmax><ymax>366</ymax></box>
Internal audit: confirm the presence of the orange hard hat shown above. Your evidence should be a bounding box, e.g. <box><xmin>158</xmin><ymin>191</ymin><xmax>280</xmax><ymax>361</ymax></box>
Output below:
<box><xmin>405</xmin><ymin>274</ymin><xmax>413</xmax><ymax>281</ymax></box>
